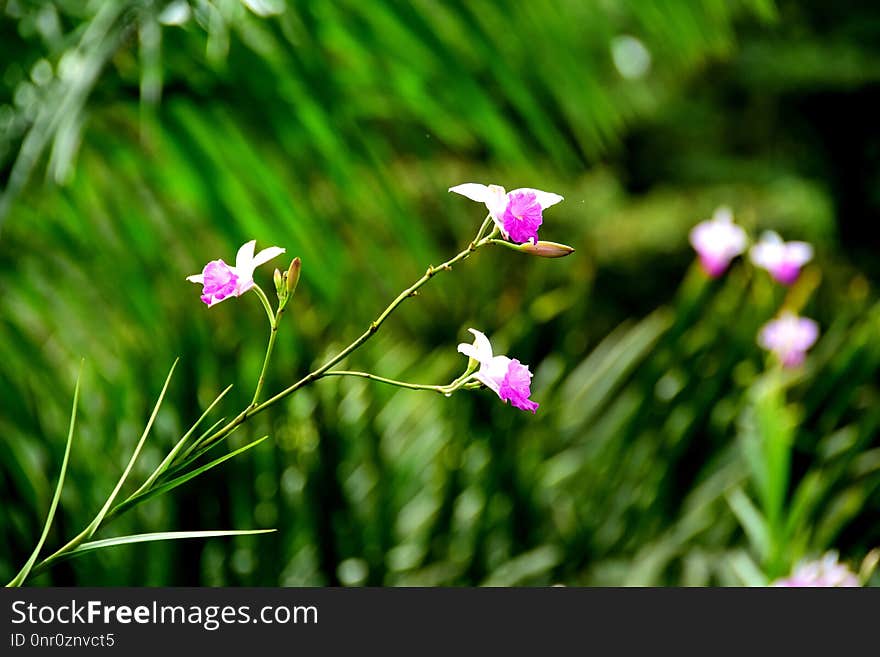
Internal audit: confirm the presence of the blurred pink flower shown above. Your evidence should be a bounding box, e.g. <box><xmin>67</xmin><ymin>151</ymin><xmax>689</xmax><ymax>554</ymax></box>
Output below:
<box><xmin>750</xmin><ymin>231</ymin><xmax>813</xmax><ymax>285</ymax></box>
<box><xmin>689</xmin><ymin>207</ymin><xmax>748</xmax><ymax>277</ymax></box>
<box><xmin>772</xmin><ymin>552</ymin><xmax>859</xmax><ymax>587</ymax></box>
<box><xmin>449</xmin><ymin>183</ymin><xmax>563</xmax><ymax>244</ymax></box>
<box><xmin>758</xmin><ymin>311</ymin><xmax>819</xmax><ymax>368</ymax></box>
<box><xmin>187</xmin><ymin>240</ymin><xmax>285</xmax><ymax>307</ymax></box>
<box><xmin>457</xmin><ymin>328</ymin><xmax>539</xmax><ymax>413</ymax></box>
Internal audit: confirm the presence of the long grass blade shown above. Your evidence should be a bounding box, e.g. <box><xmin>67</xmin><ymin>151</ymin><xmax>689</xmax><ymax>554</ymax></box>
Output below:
<box><xmin>84</xmin><ymin>358</ymin><xmax>178</xmax><ymax>538</ymax></box>
<box><xmin>6</xmin><ymin>362</ymin><xmax>83</xmax><ymax>587</ymax></box>
<box><xmin>176</xmin><ymin>415</ymin><xmax>229</xmax><ymax>465</ymax></box>
<box><xmin>107</xmin><ymin>435</ymin><xmax>269</xmax><ymax>520</ymax></box>
<box><xmin>33</xmin><ymin>529</ymin><xmax>276</xmax><ymax>573</ymax></box>
<box><xmin>133</xmin><ymin>384</ymin><xmax>233</xmax><ymax>496</ymax></box>
<box><xmin>171</xmin><ymin>422</ymin><xmax>244</xmax><ymax>475</ymax></box>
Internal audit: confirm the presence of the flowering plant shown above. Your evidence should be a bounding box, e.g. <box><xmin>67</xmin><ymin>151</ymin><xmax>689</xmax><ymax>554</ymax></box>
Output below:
<box><xmin>7</xmin><ymin>184</ymin><xmax>571</xmax><ymax>586</ymax></box>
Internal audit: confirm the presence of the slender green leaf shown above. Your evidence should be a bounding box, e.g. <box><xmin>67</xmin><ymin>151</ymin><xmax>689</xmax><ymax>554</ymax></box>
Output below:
<box><xmin>108</xmin><ymin>435</ymin><xmax>269</xmax><ymax>520</ymax></box>
<box><xmin>6</xmin><ymin>362</ymin><xmax>83</xmax><ymax>587</ymax></box>
<box><xmin>725</xmin><ymin>487</ymin><xmax>769</xmax><ymax>561</ymax></box>
<box><xmin>178</xmin><ymin>415</ymin><xmax>229</xmax><ymax>464</ymax></box>
<box><xmin>134</xmin><ymin>384</ymin><xmax>233</xmax><ymax>496</ymax></box>
<box><xmin>35</xmin><ymin>530</ymin><xmax>276</xmax><ymax>572</ymax></box>
<box><xmin>728</xmin><ymin>550</ymin><xmax>769</xmax><ymax>587</ymax></box>
<box><xmin>171</xmin><ymin>422</ymin><xmax>244</xmax><ymax>475</ymax></box>
<box><xmin>84</xmin><ymin>358</ymin><xmax>178</xmax><ymax>539</ymax></box>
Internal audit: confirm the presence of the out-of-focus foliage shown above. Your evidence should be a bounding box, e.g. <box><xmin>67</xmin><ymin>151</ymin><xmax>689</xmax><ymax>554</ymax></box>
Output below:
<box><xmin>1</xmin><ymin>0</ymin><xmax>879</xmax><ymax>585</ymax></box>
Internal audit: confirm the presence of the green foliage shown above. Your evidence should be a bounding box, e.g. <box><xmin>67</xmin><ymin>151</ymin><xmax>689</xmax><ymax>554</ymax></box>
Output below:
<box><xmin>2</xmin><ymin>0</ymin><xmax>879</xmax><ymax>585</ymax></box>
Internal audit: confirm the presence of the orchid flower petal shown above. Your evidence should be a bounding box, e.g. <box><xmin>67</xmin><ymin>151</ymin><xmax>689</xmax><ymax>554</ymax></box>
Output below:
<box><xmin>476</xmin><ymin>355</ymin><xmax>511</xmax><ymax>396</ymax></box>
<box><xmin>235</xmin><ymin>240</ymin><xmax>257</xmax><ymax>273</ymax></box>
<box><xmin>509</xmin><ymin>188</ymin><xmax>564</xmax><ymax>210</ymax></box>
<box><xmin>251</xmin><ymin>246</ymin><xmax>286</xmax><ymax>269</ymax></box>
<box><xmin>457</xmin><ymin>343</ymin><xmax>480</xmax><ymax>361</ymax></box>
<box><xmin>498</xmin><ymin>359</ymin><xmax>539</xmax><ymax>413</ymax></box>
<box><xmin>449</xmin><ymin>183</ymin><xmax>491</xmax><ymax>203</ymax></box>
<box><xmin>466</xmin><ymin>328</ymin><xmax>494</xmax><ymax>362</ymax></box>
<box><xmin>786</xmin><ymin>241</ymin><xmax>813</xmax><ymax>266</ymax></box>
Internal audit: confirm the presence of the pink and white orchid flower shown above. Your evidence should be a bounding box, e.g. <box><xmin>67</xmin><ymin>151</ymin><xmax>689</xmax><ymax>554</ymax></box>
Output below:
<box><xmin>187</xmin><ymin>240</ymin><xmax>285</xmax><ymax>307</ymax></box>
<box><xmin>457</xmin><ymin>328</ymin><xmax>539</xmax><ymax>413</ymax></box>
<box><xmin>689</xmin><ymin>207</ymin><xmax>748</xmax><ymax>278</ymax></box>
<box><xmin>749</xmin><ymin>231</ymin><xmax>813</xmax><ymax>286</ymax></box>
<box><xmin>758</xmin><ymin>311</ymin><xmax>819</xmax><ymax>368</ymax></box>
<box><xmin>449</xmin><ymin>183</ymin><xmax>564</xmax><ymax>245</ymax></box>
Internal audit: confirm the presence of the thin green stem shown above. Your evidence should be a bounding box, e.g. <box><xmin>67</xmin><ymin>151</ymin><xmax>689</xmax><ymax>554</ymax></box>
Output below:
<box><xmin>323</xmin><ymin>370</ymin><xmax>447</xmax><ymax>393</ymax></box>
<box><xmin>252</xmin><ymin>325</ymin><xmax>278</xmax><ymax>406</ymax></box>
<box><xmin>252</xmin><ymin>312</ymin><xmax>280</xmax><ymax>407</ymax></box>
<box><xmin>251</xmin><ymin>284</ymin><xmax>276</xmax><ymax>327</ymax></box>
<box><xmin>474</xmin><ymin>213</ymin><xmax>493</xmax><ymax>242</ymax></box>
<box><xmin>486</xmin><ymin>237</ymin><xmax>524</xmax><ymax>253</ymax></box>
<box><xmin>251</xmin><ymin>231</ymin><xmax>493</xmax><ymax>414</ymax></box>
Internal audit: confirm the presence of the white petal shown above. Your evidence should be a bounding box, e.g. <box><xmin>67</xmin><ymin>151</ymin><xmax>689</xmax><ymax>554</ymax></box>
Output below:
<box><xmin>186</xmin><ymin>274</ymin><xmax>204</xmax><ymax>284</ymax></box>
<box><xmin>251</xmin><ymin>246</ymin><xmax>286</xmax><ymax>269</ymax></box>
<box><xmin>457</xmin><ymin>343</ymin><xmax>480</xmax><ymax>360</ymax></box>
<box><xmin>235</xmin><ymin>240</ymin><xmax>257</xmax><ymax>273</ymax></box>
<box><xmin>236</xmin><ymin>279</ymin><xmax>255</xmax><ymax>296</ymax></box>
<box><xmin>474</xmin><ymin>370</ymin><xmax>501</xmax><ymax>396</ymax></box>
<box><xmin>792</xmin><ymin>317</ymin><xmax>819</xmax><ymax>350</ymax></box>
<box><xmin>479</xmin><ymin>355</ymin><xmax>511</xmax><ymax>395</ymax></box>
<box><xmin>449</xmin><ymin>183</ymin><xmax>491</xmax><ymax>203</ymax></box>
<box><xmin>484</xmin><ymin>185</ymin><xmax>510</xmax><ymax>223</ymax></box>
<box><xmin>510</xmin><ymin>188</ymin><xmax>564</xmax><ymax>209</ymax></box>
<box><xmin>785</xmin><ymin>241</ymin><xmax>813</xmax><ymax>266</ymax></box>
<box><xmin>749</xmin><ymin>242</ymin><xmax>780</xmax><ymax>268</ymax></box>
<box><xmin>467</xmin><ymin>328</ymin><xmax>494</xmax><ymax>361</ymax></box>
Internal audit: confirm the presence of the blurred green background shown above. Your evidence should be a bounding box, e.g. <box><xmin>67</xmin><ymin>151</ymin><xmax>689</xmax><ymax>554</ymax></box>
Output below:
<box><xmin>2</xmin><ymin>0</ymin><xmax>879</xmax><ymax>586</ymax></box>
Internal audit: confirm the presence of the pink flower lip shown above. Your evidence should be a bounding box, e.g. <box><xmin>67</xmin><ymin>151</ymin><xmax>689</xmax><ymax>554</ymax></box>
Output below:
<box><xmin>499</xmin><ymin>358</ymin><xmax>539</xmax><ymax>413</ymax></box>
<box><xmin>698</xmin><ymin>253</ymin><xmax>731</xmax><ymax>278</ymax></box>
<box><xmin>770</xmin><ymin>261</ymin><xmax>802</xmax><ymax>286</ymax></box>
<box><xmin>501</xmin><ymin>191</ymin><xmax>543</xmax><ymax>244</ymax></box>
<box><xmin>199</xmin><ymin>259</ymin><xmax>239</xmax><ymax>307</ymax></box>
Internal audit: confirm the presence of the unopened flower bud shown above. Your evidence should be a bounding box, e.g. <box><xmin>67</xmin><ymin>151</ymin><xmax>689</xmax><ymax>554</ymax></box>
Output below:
<box><xmin>273</xmin><ymin>268</ymin><xmax>283</xmax><ymax>295</ymax></box>
<box><xmin>286</xmin><ymin>257</ymin><xmax>302</xmax><ymax>296</ymax></box>
<box><xmin>519</xmin><ymin>240</ymin><xmax>575</xmax><ymax>258</ymax></box>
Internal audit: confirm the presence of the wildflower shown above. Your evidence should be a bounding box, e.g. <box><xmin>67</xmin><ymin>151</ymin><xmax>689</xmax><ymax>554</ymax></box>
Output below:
<box><xmin>449</xmin><ymin>183</ymin><xmax>563</xmax><ymax>244</ymax></box>
<box><xmin>187</xmin><ymin>240</ymin><xmax>285</xmax><ymax>307</ymax></box>
<box><xmin>749</xmin><ymin>231</ymin><xmax>813</xmax><ymax>285</ymax></box>
<box><xmin>772</xmin><ymin>552</ymin><xmax>860</xmax><ymax>587</ymax></box>
<box><xmin>457</xmin><ymin>328</ymin><xmax>539</xmax><ymax>413</ymax></box>
<box><xmin>689</xmin><ymin>207</ymin><xmax>747</xmax><ymax>277</ymax></box>
<box><xmin>758</xmin><ymin>311</ymin><xmax>819</xmax><ymax>368</ymax></box>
